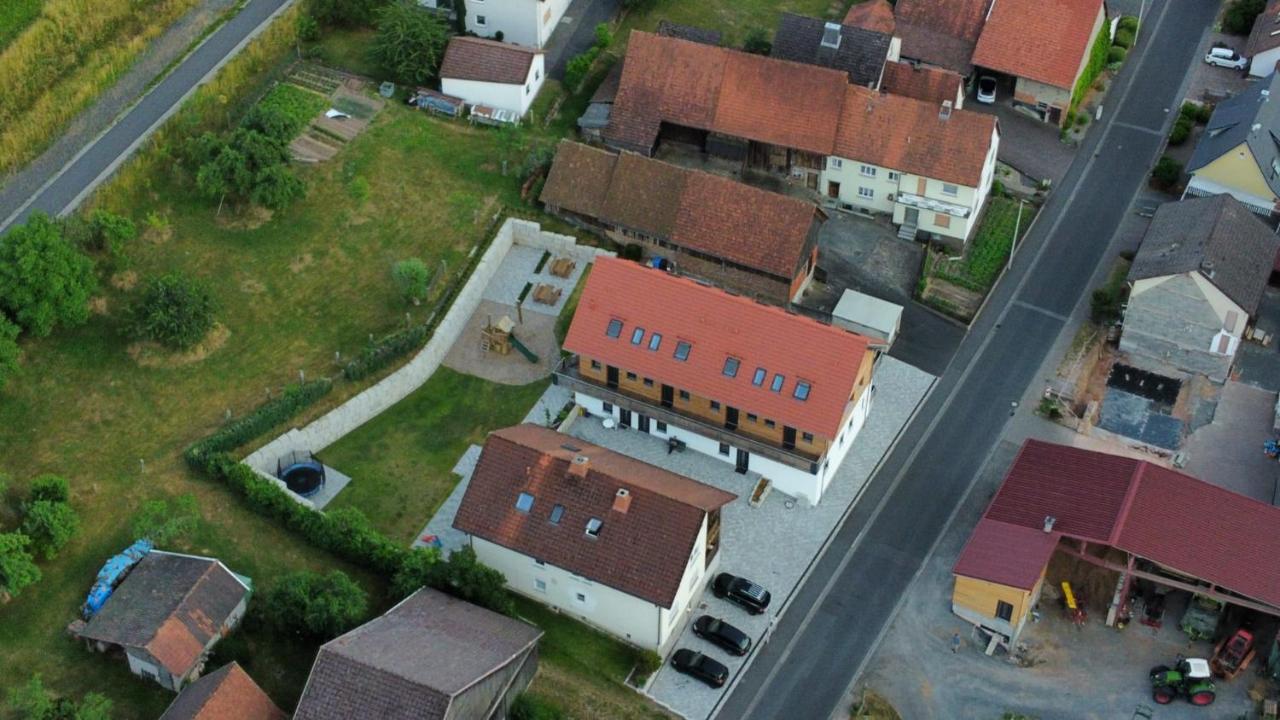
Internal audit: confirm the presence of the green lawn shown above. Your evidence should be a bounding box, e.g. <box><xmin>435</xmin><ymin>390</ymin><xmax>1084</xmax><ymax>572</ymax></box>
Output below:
<box><xmin>0</xmin><ymin>99</ymin><xmax>527</xmax><ymax>717</ymax></box>
<box><xmin>619</xmin><ymin>0</ymin><xmax>848</xmax><ymax>48</ymax></box>
<box><xmin>0</xmin><ymin>0</ymin><xmax>41</xmax><ymax>49</ymax></box>
<box><xmin>319</xmin><ymin>368</ymin><xmax>550</xmax><ymax>544</ymax></box>
<box><xmin>935</xmin><ymin>196</ymin><xmax>1036</xmax><ymax>292</ymax></box>
<box><xmin>514</xmin><ymin>598</ymin><xmax>673</xmax><ymax>720</ymax></box>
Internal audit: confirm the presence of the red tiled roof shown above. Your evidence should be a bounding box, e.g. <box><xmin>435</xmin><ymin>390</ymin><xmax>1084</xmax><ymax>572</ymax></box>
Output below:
<box><xmin>844</xmin><ymin>0</ymin><xmax>896</xmax><ymax>34</ymax></box>
<box><xmin>453</xmin><ymin>425</ymin><xmax>736</xmax><ymax>607</ymax></box>
<box><xmin>605</xmin><ymin>32</ymin><xmax>996</xmax><ymax>186</ymax></box>
<box><xmin>439</xmin><ymin>36</ymin><xmax>541</xmax><ymax>85</ymax></box>
<box><xmin>894</xmin><ymin>0</ymin><xmax>991</xmax><ymax>72</ymax></box>
<box><xmin>1246</xmin><ymin>0</ymin><xmax>1280</xmax><ymax>57</ymax></box>
<box><xmin>835</xmin><ymin>85</ymin><xmax>997</xmax><ymax>187</ymax></box>
<box><xmin>880</xmin><ymin>61</ymin><xmax>965</xmax><ymax>107</ymax></box>
<box><xmin>972</xmin><ymin>0</ymin><xmax>1104</xmax><ymax>90</ymax></box>
<box><xmin>563</xmin><ymin>257</ymin><xmax>872</xmax><ymax>437</ymax></box>
<box><xmin>955</xmin><ymin>440</ymin><xmax>1280</xmax><ymax>609</ymax></box>
<box><xmin>160</xmin><ymin>662</ymin><xmax>285</xmax><ymax>720</ymax></box>
<box><xmin>540</xmin><ymin>142</ymin><xmax>822</xmax><ymax>279</ymax></box>
<box><xmin>953</xmin><ymin>518</ymin><xmax>1057</xmax><ymax>590</ymax></box>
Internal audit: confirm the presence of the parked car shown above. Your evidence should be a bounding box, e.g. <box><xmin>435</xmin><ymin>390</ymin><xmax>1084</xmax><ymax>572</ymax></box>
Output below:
<box><xmin>1205</xmin><ymin>46</ymin><xmax>1247</xmax><ymax>70</ymax></box>
<box><xmin>712</xmin><ymin>573</ymin><xmax>772</xmax><ymax>615</ymax></box>
<box><xmin>976</xmin><ymin>76</ymin><xmax>997</xmax><ymax>104</ymax></box>
<box><xmin>671</xmin><ymin>649</ymin><xmax>729</xmax><ymax>688</ymax></box>
<box><xmin>693</xmin><ymin>615</ymin><xmax>751</xmax><ymax>656</ymax></box>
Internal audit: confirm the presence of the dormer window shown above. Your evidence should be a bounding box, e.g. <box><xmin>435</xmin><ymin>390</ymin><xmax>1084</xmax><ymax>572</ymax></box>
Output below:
<box><xmin>606</xmin><ymin>319</ymin><xmax>623</xmax><ymax>338</ymax></box>
<box><xmin>820</xmin><ymin>21</ymin><xmax>842</xmax><ymax>49</ymax></box>
<box><xmin>585</xmin><ymin>517</ymin><xmax>603</xmax><ymax>537</ymax></box>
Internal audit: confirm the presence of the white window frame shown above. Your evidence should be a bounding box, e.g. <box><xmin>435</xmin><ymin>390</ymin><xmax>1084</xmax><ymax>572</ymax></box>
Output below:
<box><xmin>859</xmin><ymin>165</ymin><xmax>876</xmax><ymax>177</ymax></box>
<box><xmin>857</xmin><ymin>186</ymin><xmax>874</xmax><ymax>199</ymax></box>
<box><xmin>534</xmin><ymin>578</ymin><xmax>547</xmax><ymax>593</ymax></box>
<box><xmin>828</xmin><ymin>157</ymin><xmax>843</xmax><ymax>170</ymax></box>
<box><xmin>941</xmin><ymin>182</ymin><xmax>959</xmax><ymax>197</ymax></box>
<box><xmin>475</xmin><ymin>14</ymin><xmax>487</xmax><ymax>26</ymax></box>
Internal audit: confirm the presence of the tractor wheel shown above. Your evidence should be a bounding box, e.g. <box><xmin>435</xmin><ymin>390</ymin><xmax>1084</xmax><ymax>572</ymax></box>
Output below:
<box><xmin>1152</xmin><ymin>688</ymin><xmax>1175</xmax><ymax>705</ymax></box>
<box><xmin>1189</xmin><ymin>690</ymin><xmax>1215</xmax><ymax>706</ymax></box>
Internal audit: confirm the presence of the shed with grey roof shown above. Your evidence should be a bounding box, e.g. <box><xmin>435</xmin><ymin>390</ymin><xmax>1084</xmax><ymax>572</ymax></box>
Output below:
<box><xmin>770</xmin><ymin>13</ymin><xmax>894</xmax><ymax>87</ymax></box>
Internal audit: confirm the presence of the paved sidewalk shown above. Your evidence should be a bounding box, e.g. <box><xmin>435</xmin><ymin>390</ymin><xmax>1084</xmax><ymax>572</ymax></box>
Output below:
<box><xmin>562</xmin><ymin>358</ymin><xmax>935</xmax><ymax>720</ymax></box>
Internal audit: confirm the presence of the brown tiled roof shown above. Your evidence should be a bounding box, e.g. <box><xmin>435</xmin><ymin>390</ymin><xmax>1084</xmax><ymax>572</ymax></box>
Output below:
<box><xmin>600</xmin><ymin>152</ymin><xmax>687</xmax><ymax>237</ymax></box>
<box><xmin>564</xmin><ymin>258</ymin><xmax>872</xmax><ymax>438</ymax></box>
<box><xmin>972</xmin><ymin>0</ymin><xmax>1104</xmax><ymax>90</ymax></box>
<box><xmin>844</xmin><ymin>0</ymin><xmax>896</xmax><ymax>34</ymax></box>
<box><xmin>1246</xmin><ymin>0</ymin><xmax>1280</xmax><ymax>57</ymax></box>
<box><xmin>673</xmin><ymin>172</ymin><xmax>821</xmax><ymax>278</ymax></box>
<box><xmin>295</xmin><ymin>588</ymin><xmax>543</xmax><ymax>720</ymax></box>
<box><xmin>880</xmin><ymin>61</ymin><xmax>965</xmax><ymax>107</ymax></box>
<box><xmin>454</xmin><ymin>425</ymin><xmax>736</xmax><ymax>608</ymax></box>
<box><xmin>894</xmin><ymin>0</ymin><xmax>992</xmax><ymax>72</ymax></box>
<box><xmin>604</xmin><ymin>32</ymin><xmax>994</xmax><ymax>185</ymax></box>
<box><xmin>160</xmin><ymin>663</ymin><xmax>285</xmax><ymax>720</ymax></box>
<box><xmin>538</xmin><ymin>141</ymin><xmax>616</xmax><ymax>219</ymax></box>
<box><xmin>540</xmin><ymin>142</ymin><xmax>821</xmax><ymax>277</ymax></box>
<box><xmin>439</xmin><ymin>36</ymin><xmax>541</xmax><ymax>85</ymax></box>
<box><xmin>835</xmin><ymin>85</ymin><xmax>997</xmax><ymax>187</ymax></box>
<box><xmin>78</xmin><ymin>552</ymin><xmax>249</xmax><ymax>678</ymax></box>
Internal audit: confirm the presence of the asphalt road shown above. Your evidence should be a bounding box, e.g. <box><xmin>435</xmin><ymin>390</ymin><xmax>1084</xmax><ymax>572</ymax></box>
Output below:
<box><xmin>715</xmin><ymin>2</ymin><xmax>1219</xmax><ymax>718</ymax></box>
<box><xmin>0</xmin><ymin>0</ymin><xmax>292</xmax><ymax>235</ymax></box>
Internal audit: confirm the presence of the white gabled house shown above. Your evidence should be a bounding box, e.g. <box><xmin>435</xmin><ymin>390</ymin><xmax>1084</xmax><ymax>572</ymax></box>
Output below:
<box><xmin>452</xmin><ymin>424</ymin><xmax>736</xmax><ymax>653</ymax></box>
<box><xmin>462</xmin><ymin>0</ymin><xmax>572</xmax><ymax>49</ymax></box>
<box><xmin>440</xmin><ymin>36</ymin><xmax>545</xmax><ymax>118</ymax></box>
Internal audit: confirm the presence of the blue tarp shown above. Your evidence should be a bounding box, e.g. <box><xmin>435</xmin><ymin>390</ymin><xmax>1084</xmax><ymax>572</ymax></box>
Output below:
<box><xmin>82</xmin><ymin>539</ymin><xmax>152</xmax><ymax>619</ymax></box>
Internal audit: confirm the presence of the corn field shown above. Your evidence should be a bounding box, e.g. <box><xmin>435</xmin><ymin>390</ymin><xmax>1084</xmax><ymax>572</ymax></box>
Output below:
<box><xmin>0</xmin><ymin>0</ymin><xmax>205</xmax><ymax>175</ymax></box>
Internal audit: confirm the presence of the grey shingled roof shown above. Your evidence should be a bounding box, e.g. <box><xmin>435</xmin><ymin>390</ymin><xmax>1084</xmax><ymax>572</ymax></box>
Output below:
<box><xmin>1129</xmin><ymin>194</ymin><xmax>1280</xmax><ymax>315</ymax></box>
<box><xmin>294</xmin><ymin>588</ymin><xmax>542</xmax><ymax>720</ymax></box>
<box><xmin>656</xmin><ymin>20</ymin><xmax>722</xmax><ymax>46</ymax></box>
<box><xmin>1188</xmin><ymin>73</ymin><xmax>1280</xmax><ymax>200</ymax></box>
<box><xmin>770</xmin><ymin>13</ymin><xmax>892</xmax><ymax>87</ymax></box>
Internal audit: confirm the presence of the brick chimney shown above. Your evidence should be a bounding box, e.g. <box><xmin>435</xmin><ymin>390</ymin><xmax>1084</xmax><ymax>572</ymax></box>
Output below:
<box><xmin>568</xmin><ymin>454</ymin><xmax>590</xmax><ymax>480</ymax></box>
<box><xmin>612</xmin><ymin>488</ymin><xmax>632</xmax><ymax>514</ymax></box>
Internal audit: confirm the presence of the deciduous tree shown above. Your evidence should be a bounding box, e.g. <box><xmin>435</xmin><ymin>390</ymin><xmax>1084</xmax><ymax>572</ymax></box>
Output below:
<box><xmin>372</xmin><ymin>1</ymin><xmax>452</xmax><ymax>85</ymax></box>
<box><xmin>0</xmin><ymin>213</ymin><xmax>96</xmax><ymax>337</ymax></box>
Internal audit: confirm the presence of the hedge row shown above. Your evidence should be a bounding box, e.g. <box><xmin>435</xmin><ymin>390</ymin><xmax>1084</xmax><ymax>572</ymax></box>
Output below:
<box><xmin>342</xmin><ymin>324</ymin><xmax>430</xmax><ymax>382</ymax></box>
<box><xmin>184</xmin><ymin>379</ymin><xmax>333</xmax><ymax>462</ymax></box>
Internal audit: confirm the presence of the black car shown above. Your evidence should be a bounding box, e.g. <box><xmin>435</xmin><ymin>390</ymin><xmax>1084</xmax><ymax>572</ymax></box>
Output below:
<box><xmin>671</xmin><ymin>648</ymin><xmax>729</xmax><ymax>688</ymax></box>
<box><xmin>692</xmin><ymin>615</ymin><xmax>751</xmax><ymax>656</ymax></box>
<box><xmin>712</xmin><ymin>572</ymin><xmax>772</xmax><ymax>615</ymax></box>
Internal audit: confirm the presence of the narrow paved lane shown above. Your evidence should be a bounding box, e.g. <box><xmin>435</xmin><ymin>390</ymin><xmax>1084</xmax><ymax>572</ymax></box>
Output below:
<box><xmin>716</xmin><ymin>2</ymin><xmax>1218</xmax><ymax>718</ymax></box>
<box><xmin>0</xmin><ymin>0</ymin><xmax>293</xmax><ymax>234</ymax></box>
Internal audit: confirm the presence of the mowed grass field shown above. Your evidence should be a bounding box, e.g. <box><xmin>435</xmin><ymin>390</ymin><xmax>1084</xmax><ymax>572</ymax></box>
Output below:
<box><xmin>0</xmin><ymin>102</ymin><xmax>528</xmax><ymax>717</ymax></box>
<box><xmin>619</xmin><ymin>0</ymin><xmax>849</xmax><ymax>47</ymax></box>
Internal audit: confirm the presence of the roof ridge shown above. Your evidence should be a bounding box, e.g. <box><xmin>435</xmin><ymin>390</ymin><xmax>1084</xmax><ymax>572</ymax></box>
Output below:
<box><xmin>1109</xmin><ymin>459</ymin><xmax>1147</xmax><ymax>545</ymax></box>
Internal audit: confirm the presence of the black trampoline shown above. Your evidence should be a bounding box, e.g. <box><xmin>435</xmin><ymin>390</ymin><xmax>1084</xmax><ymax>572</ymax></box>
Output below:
<box><xmin>276</xmin><ymin>450</ymin><xmax>325</xmax><ymax>497</ymax></box>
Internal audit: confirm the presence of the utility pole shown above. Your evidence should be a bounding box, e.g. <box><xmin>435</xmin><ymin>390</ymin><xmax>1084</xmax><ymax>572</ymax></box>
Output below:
<box><xmin>1007</xmin><ymin>198</ymin><xmax>1026</xmax><ymax>272</ymax></box>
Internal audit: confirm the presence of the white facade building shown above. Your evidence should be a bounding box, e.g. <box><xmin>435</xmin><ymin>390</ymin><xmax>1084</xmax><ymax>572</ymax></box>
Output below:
<box><xmin>464</xmin><ymin>0</ymin><xmax>572</xmax><ymax>48</ymax></box>
<box><xmin>439</xmin><ymin>36</ymin><xmax>545</xmax><ymax>117</ymax></box>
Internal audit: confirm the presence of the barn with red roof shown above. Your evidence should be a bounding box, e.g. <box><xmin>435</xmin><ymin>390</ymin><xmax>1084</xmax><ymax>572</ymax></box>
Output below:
<box><xmin>557</xmin><ymin>256</ymin><xmax>878</xmax><ymax>504</ymax></box>
<box><xmin>953</xmin><ymin>440</ymin><xmax>1280</xmax><ymax>643</ymax></box>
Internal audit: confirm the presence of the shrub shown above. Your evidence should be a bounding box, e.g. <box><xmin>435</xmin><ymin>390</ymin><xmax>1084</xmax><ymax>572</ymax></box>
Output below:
<box><xmin>632</xmin><ymin>648</ymin><xmax>662</xmax><ymax>679</ymax></box>
<box><xmin>564</xmin><ymin>47</ymin><xmax>600</xmax><ymax>91</ymax></box>
<box><xmin>297</xmin><ymin>12</ymin><xmax>320</xmax><ymax>41</ymax></box>
<box><xmin>743</xmin><ymin>27</ymin><xmax>771</xmax><ymax>55</ymax></box>
<box><xmin>619</xmin><ymin>243</ymin><xmax>643</xmax><ymax>261</ymax></box>
<box><xmin>1112</xmin><ymin>28</ymin><xmax>1134</xmax><ymax>49</ymax></box>
<box><xmin>342</xmin><ymin>324</ymin><xmax>429</xmax><ymax>381</ymax></box>
<box><xmin>0</xmin><ymin>532</ymin><xmax>41</xmax><ymax>599</ymax></box>
<box><xmin>131</xmin><ymin>272</ymin><xmax>218</xmax><ymax>350</ymax></box>
<box><xmin>1090</xmin><ymin>286</ymin><xmax>1125</xmax><ymax>324</ymax></box>
<box><xmin>0</xmin><ymin>212</ymin><xmax>96</xmax><ymax>338</ymax></box>
<box><xmin>1181</xmin><ymin>101</ymin><xmax>1212</xmax><ymax>124</ymax></box>
<box><xmin>393</xmin><ymin>258</ymin><xmax>432</xmax><ymax>304</ymax></box>
<box><xmin>511</xmin><ymin>694</ymin><xmax>566</xmax><ymax>720</ymax></box>
<box><xmin>27</xmin><ymin>475</ymin><xmax>69</xmax><ymax>504</ymax></box>
<box><xmin>1150</xmin><ymin>155</ymin><xmax>1182</xmax><ymax>191</ymax></box>
<box><xmin>1117</xmin><ymin>15</ymin><xmax>1139</xmax><ymax>33</ymax></box>
<box><xmin>1107</xmin><ymin>46</ymin><xmax>1127</xmax><ymax>64</ymax></box>
<box><xmin>435</xmin><ymin>545</ymin><xmax>514</xmax><ymax>615</ymax></box>
<box><xmin>260</xmin><ymin>570</ymin><xmax>369</xmax><ymax>639</ymax></box>
<box><xmin>1037</xmin><ymin>397</ymin><xmax>1063</xmax><ymax>420</ymax></box>
<box><xmin>372</xmin><ymin>0</ymin><xmax>452</xmax><ymax>84</ymax></box>
<box><xmin>991</xmin><ymin>179</ymin><xmax>1005</xmax><ymax>198</ymax></box>
<box><xmin>193</xmin><ymin>127</ymin><xmax>303</xmax><ymax>212</ymax></box>
<box><xmin>308</xmin><ymin>0</ymin><xmax>385</xmax><ymax>27</ymax></box>
<box><xmin>391</xmin><ymin>546</ymin><xmax>449</xmax><ymax>597</ymax></box>
<box><xmin>1224</xmin><ymin>0</ymin><xmax>1266</xmax><ymax>34</ymax></box>
<box><xmin>594</xmin><ymin>22</ymin><xmax>613</xmax><ymax>49</ymax></box>
<box><xmin>184</xmin><ymin>380</ymin><xmax>333</xmax><ymax>463</ymax></box>
<box><xmin>349</xmin><ymin>175</ymin><xmax>371</xmax><ymax>203</ymax></box>
<box><xmin>131</xmin><ymin>495</ymin><xmax>200</xmax><ymax>545</ymax></box>
<box><xmin>8</xmin><ymin>674</ymin><xmax>114</xmax><ymax>720</ymax></box>
<box><xmin>0</xmin><ymin>316</ymin><xmax>19</xmax><ymax>391</ymax></box>
<box><xmin>20</xmin><ymin>500</ymin><xmax>79</xmax><ymax>560</ymax></box>
<box><xmin>1168</xmin><ymin>116</ymin><xmax>1193</xmax><ymax>146</ymax></box>
<box><xmin>249</xmin><ymin>83</ymin><xmax>327</xmax><ymax>141</ymax></box>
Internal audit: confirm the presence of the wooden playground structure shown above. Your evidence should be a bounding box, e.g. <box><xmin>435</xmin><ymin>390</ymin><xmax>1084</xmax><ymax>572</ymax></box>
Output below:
<box><xmin>480</xmin><ymin>315</ymin><xmax>539</xmax><ymax>363</ymax></box>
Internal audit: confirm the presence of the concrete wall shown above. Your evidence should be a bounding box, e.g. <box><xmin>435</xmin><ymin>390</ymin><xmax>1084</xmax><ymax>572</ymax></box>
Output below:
<box><xmin>1120</xmin><ymin>273</ymin><xmax>1242</xmax><ymax>382</ymax></box>
<box><xmin>442</xmin><ymin>53</ymin><xmax>544</xmax><ymax>116</ymax></box>
<box><xmin>244</xmin><ymin>219</ymin><xmax>613</xmax><ymax>482</ymax></box>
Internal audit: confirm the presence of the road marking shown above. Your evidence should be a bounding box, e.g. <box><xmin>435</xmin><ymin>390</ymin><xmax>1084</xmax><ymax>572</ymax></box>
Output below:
<box><xmin>1111</xmin><ymin>120</ymin><xmax>1165</xmax><ymax>137</ymax></box>
<box><xmin>1013</xmin><ymin>300</ymin><xmax>1070</xmax><ymax>323</ymax></box>
<box><xmin>731</xmin><ymin>2</ymin><xmax>1181</xmax><ymax>719</ymax></box>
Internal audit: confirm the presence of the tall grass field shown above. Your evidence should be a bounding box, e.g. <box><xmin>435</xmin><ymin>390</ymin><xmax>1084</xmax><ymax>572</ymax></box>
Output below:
<box><xmin>0</xmin><ymin>0</ymin><xmax>205</xmax><ymax>175</ymax></box>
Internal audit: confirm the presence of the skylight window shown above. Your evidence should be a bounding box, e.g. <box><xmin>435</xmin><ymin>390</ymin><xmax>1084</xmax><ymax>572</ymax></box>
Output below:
<box><xmin>515</xmin><ymin>492</ymin><xmax>535</xmax><ymax>513</ymax></box>
<box><xmin>606</xmin><ymin>319</ymin><xmax>623</xmax><ymax>338</ymax></box>
<box><xmin>649</xmin><ymin>332</ymin><xmax>663</xmax><ymax>351</ymax></box>
<box><xmin>794</xmin><ymin>381</ymin><xmax>811</xmax><ymax>401</ymax></box>
<box><xmin>549</xmin><ymin>504</ymin><xmax>565</xmax><ymax>524</ymax></box>
<box><xmin>752</xmin><ymin>368</ymin><xmax>767</xmax><ymax>387</ymax></box>
<box><xmin>723</xmin><ymin>357</ymin><xmax>740</xmax><ymax>377</ymax></box>
<box><xmin>770</xmin><ymin>374</ymin><xmax>785</xmax><ymax>393</ymax></box>
<box><xmin>674</xmin><ymin>341</ymin><xmax>691</xmax><ymax>361</ymax></box>
<box><xmin>631</xmin><ymin>327</ymin><xmax>645</xmax><ymax>345</ymax></box>
<box><xmin>585</xmin><ymin>517</ymin><xmax>603</xmax><ymax>537</ymax></box>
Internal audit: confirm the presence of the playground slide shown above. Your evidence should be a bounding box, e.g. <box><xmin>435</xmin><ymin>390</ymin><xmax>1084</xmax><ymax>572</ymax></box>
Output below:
<box><xmin>508</xmin><ymin>332</ymin><xmax>539</xmax><ymax>364</ymax></box>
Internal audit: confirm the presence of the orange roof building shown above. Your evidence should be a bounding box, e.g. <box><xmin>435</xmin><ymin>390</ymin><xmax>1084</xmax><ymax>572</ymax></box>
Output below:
<box><xmin>601</xmin><ymin>31</ymin><xmax>999</xmax><ymax>246</ymax></box>
<box><xmin>844</xmin><ymin>0</ymin><xmax>896</xmax><ymax>35</ymax></box>
<box><xmin>558</xmin><ymin>257</ymin><xmax>879</xmax><ymax>504</ymax></box>
<box><xmin>971</xmin><ymin>0</ymin><xmax>1106</xmax><ymax>126</ymax></box>
<box><xmin>160</xmin><ymin>663</ymin><xmax>285</xmax><ymax>720</ymax></box>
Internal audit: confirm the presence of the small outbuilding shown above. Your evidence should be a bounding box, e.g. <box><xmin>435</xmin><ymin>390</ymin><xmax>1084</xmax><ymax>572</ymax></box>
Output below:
<box><xmin>159</xmin><ymin>662</ymin><xmax>284</xmax><ymax>720</ymax></box>
<box><xmin>832</xmin><ymin>289</ymin><xmax>903</xmax><ymax>346</ymax></box>
<box><xmin>74</xmin><ymin>551</ymin><xmax>251</xmax><ymax>692</ymax></box>
<box><xmin>440</xmin><ymin>36</ymin><xmax>544</xmax><ymax>119</ymax></box>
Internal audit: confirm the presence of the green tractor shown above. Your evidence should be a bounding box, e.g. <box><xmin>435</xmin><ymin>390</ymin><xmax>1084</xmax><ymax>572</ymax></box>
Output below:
<box><xmin>1149</xmin><ymin>657</ymin><xmax>1216</xmax><ymax>706</ymax></box>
